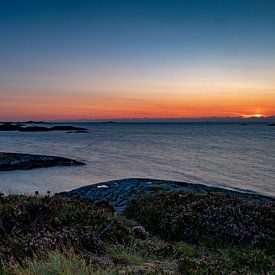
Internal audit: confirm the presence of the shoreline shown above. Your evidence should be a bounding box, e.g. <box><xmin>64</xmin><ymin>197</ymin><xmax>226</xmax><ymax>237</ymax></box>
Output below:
<box><xmin>0</xmin><ymin>151</ymin><xmax>273</xmax><ymax>206</ymax></box>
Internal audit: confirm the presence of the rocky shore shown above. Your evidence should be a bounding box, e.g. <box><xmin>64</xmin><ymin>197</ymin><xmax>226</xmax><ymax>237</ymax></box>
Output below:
<box><xmin>0</xmin><ymin>152</ymin><xmax>84</xmax><ymax>171</ymax></box>
<box><xmin>62</xmin><ymin>178</ymin><xmax>274</xmax><ymax>212</ymax></box>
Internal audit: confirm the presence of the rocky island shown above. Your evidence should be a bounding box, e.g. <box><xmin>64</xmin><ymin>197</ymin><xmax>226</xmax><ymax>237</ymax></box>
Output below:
<box><xmin>0</xmin><ymin>152</ymin><xmax>84</xmax><ymax>171</ymax></box>
<box><xmin>0</xmin><ymin>122</ymin><xmax>88</xmax><ymax>132</ymax></box>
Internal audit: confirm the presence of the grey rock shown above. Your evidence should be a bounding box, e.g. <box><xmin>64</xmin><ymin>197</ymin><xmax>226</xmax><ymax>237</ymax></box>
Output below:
<box><xmin>0</xmin><ymin>152</ymin><xmax>85</xmax><ymax>171</ymax></box>
<box><xmin>61</xmin><ymin>178</ymin><xmax>274</xmax><ymax>212</ymax></box>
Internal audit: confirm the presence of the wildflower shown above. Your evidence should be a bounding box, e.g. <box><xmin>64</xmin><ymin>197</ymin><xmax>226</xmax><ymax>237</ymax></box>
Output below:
<box><xmin>132</xmin><ymin>226</ymin><xmax>149</xmax><ymax>239</ymax></box>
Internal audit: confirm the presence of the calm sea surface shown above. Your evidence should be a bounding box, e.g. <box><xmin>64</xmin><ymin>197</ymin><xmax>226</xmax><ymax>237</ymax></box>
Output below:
<box><xmin>0</xmin><ymin>123</ymin><xmax>274</xmax><ymax>196</ymax></box>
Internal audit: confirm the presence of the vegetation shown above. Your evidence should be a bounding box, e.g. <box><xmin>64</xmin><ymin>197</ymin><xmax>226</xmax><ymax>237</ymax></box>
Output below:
<box><xmin>0</xmin><ymin>191</ymin><xmax>274</xmax><ymax>274</ymax></box>
<box><xmin>125</xmin><ymin>192</ymin><xmax>275</xmax><ymax>251</ymax></box>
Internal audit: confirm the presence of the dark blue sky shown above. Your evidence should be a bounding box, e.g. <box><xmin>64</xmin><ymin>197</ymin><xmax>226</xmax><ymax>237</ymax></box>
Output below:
<box><xmin>0</xmin><ymin>0</ymin><xmax>275</xmax><ymax>120</ymax></box>
<box><xmin>1</xmin><ymin>0</ymin><xmax>275</xmax><ymax>59</ymax></box>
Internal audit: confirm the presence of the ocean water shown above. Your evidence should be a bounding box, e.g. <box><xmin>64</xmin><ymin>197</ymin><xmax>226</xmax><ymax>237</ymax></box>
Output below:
<box><xmin>0</xmin><ymin>122</ymin><xmax>274</xmax><ymax>197</ymax></box>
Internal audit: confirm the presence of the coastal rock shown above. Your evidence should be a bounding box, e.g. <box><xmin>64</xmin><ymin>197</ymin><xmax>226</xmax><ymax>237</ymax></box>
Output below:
<box><xmin>23</xmin><ymin>120</ymin><xmax>47</xmax><ymax>124</ymax></box>
<box><xmin>0</xmin><ymin>122</ymin><xmax>21</xmax><ymax>131</ymax></box>
<box><xmin>0</xmin><ymin>152</ymin><xmax>85</xmax><ymax>171</ymax></box>
<box><xmin>47</xmin><ymin>126</ymin><xmax>88</xmax><ymax>131</ymax></box>
<box><xmin>62</xmin><ymin>178</ymin><xmax>274</xmax><ymax>212</ymax></box>
<box><xmin>0</xmin><ymin>122</ymin><xmax>88</xmax><ymax>132</ymax></box>
<box><xmin>66</xmin><ymin>130</ymin><xmax>89</xmax><ymax>133</ymax></box>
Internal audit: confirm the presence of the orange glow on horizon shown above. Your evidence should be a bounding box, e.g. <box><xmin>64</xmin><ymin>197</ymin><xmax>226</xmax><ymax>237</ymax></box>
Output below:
<box><xmin>1</xmin><ymin>84</ymin><xmax>275</xmax><ymax>121</ymax></box>
<box><xmin>1</xmin><ymin>33</ymin><xmax>275</xmax><ymax>122</ymax></box>
<box><xmin>1</xmin><ymin>60</ymin><xmax>275</xmax><ymax>121</ymax></box>
<box><xmin>0</xmin><ymin>93</ymin><xmax>274</xmax><ymax>121</ymax></box>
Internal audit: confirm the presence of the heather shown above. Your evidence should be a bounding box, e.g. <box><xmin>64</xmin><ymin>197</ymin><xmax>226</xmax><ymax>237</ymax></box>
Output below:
<box><xmin>125</xmin><ymin>192</ymin><xmax>275</xmax><ymax>251</ymax></box>
<box><xmin>0</xmin><ymin>192</ymin><xmax>274</xmax><ymax>274</ymax></box>
<box><xmin>0</xmin><ymin>194</ymin><xmax>114</xmax><ymax>264</ymax></box>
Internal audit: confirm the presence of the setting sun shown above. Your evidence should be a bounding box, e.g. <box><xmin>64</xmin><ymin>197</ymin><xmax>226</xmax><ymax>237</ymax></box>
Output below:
<box><xmin>242</xmin><ymin>113</ymin><xmax>265</xmax><ymax>119</ymax></box>
<box><xmin>254</xmin><ymin>114</ymin><xmax>264</xmax><ymax>118</ymax></box>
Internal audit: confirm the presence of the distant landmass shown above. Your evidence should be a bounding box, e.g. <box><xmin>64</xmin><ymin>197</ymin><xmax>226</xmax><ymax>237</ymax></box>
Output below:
<box><xmin>73</xmin><ymin>116</ymin><xmax>275</xmax><ymax>123</ymax></box>
<box><xmin>0</xmin><ymin>122</ymin><xmax>88</xmax><ymax>132</ymax></box>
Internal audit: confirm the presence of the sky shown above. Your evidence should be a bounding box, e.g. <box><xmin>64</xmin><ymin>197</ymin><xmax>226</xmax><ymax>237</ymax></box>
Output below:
<box><xmin>0</xmin><ymin>0</ymin><xmax>275</xmax><ymax>121</ymax></box>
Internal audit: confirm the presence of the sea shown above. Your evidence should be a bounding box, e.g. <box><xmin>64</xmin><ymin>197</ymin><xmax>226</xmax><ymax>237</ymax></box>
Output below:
<box><xmin>0</xmin><ymin>122</ymin><xmax>274</xmax><ymax>197</ymax></box>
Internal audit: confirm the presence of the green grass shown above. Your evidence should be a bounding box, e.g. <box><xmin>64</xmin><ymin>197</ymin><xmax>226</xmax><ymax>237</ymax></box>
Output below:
<box><xmin>105</xmin><ymin>243</ymin><xmax>145</xmax><ymax>266</ymax></box>
<box><xmin>2</xmin><ymin>250</ymin><xmax>120</xmax><ymax>275</ymax></box>
<box><xmin>4</xmin><ymin>244</ymin><xmax>273</xmax><ymax>275</ymax></box>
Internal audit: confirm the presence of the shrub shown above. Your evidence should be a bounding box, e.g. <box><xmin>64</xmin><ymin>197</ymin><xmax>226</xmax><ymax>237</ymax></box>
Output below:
<box><xmin>0</xmin><ymin>195</ymin><xmax>114</xmax><ymax>266</ymax></box>
<box><xmin>125</xmin><ymin>192</ymin><xmax>275</xmax><ymax>251</ymax></box>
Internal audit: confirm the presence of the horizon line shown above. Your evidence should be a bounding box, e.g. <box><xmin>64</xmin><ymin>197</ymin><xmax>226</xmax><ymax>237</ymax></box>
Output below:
<box><xmin>1</xmin><ymin>115</ymin><xmax>275</xmax><ymax>123</ymax></box>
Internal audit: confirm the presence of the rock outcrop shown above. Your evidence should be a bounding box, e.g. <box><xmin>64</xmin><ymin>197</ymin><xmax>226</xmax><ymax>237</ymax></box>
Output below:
<box><xmin>62</xmin><ymin>178</ymin><xmax>274</xmax><ymax>212</ymax></box>
<box><xmin>0</xmin><ymin>152</ymin><xmax>85</xmax><ymax>171</ymax></box>
<box><xmin>0</xmin><ymin>123</ymin><xmax>88</xmax><ymax>132</ymax></box>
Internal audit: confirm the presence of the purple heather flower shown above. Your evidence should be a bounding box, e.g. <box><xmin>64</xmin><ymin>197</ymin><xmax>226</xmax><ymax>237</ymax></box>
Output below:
<box><xmin>132</xmin><ymin>226</ymin><xmax>149</xmax><ymax>238</ymax></box>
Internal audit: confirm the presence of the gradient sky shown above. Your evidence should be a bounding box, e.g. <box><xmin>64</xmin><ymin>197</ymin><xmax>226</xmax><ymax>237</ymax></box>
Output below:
<box><xmin>0</xmin><ymin>0</ymin><xmax>275</xmax><ymax>120</ymax></box>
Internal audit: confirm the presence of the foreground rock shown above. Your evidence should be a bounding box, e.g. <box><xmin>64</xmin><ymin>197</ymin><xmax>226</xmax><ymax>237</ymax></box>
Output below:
<box><xmin>62</xmin><ymin>178</ymin><xmax>274</xmax><ymax>212</ymax></box>
<box><xmin>0</xmin><ymin>122</ymin><xmax>88</xmax><ymax>132</ymax></box>
<box><xmin>0</xmin><ymin>152</ymin><xmax>84</xmax><ymax>171</ymax></box>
